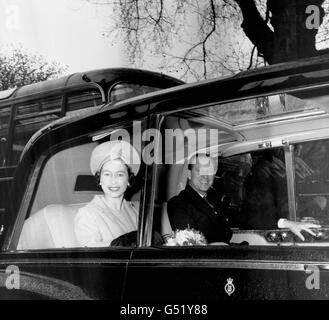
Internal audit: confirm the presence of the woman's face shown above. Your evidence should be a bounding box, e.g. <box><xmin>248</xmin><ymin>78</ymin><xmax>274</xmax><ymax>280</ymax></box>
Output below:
<box><xmin>99</xmin><ymin>159</ymin><xmax>129</xmax><ymax>199</ymax></box>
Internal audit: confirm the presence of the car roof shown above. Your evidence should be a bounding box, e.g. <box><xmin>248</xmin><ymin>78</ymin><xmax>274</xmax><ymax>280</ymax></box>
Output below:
<box><xmin>108</xmin><ymin>54</ymin><xmax>329</xmax><ymax>110</ymax></box>
<box><xmin>20</xmin><ymin>54</ymin><xmax>329</xmax><ymax>161</ymax></box>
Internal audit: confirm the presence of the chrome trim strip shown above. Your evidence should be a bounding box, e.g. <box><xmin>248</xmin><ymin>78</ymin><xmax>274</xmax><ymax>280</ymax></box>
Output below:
<box><xmin>0</xmin><ymin>258</ymin><xmax>328</xmax><ymax>271</ymax></box>
<box><xmin>285</xmin><ymin>145</ymin><xmax>297</xmax><ymax>221</ymax></box>
<box><xmin>126</xmin><ymin>259</ymin><xmax>329</xmax><ymax>271</ymax></box>
<box><xmin>0</xmin><ymin>259</ymin><xmax>129</xmax><ymax>265</ymax></box>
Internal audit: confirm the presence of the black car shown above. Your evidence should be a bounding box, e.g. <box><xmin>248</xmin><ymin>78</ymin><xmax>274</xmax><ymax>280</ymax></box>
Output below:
<box><xmin>2</xmin><ymin>55</ymin><xmax>329</xmax><ymax>300</ymax></box>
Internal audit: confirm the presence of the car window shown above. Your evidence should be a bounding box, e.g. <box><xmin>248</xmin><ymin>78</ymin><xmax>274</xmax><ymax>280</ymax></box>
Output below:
<box><xmin>155</xmin><ymin>147</ymin><xmax>290</xmax><ymax>246</ymax></box>
<box><xmin>153</xmin><ymin>103</ymin><xmax>328</xmax><ymax>247</ymax></box>
<box><xmin>230</xmin><ymin>149</ymin><xmax>288</xmax><ymax>230</ymax></box>
<box><xmin>66</xmin><ymin>88</ymin><xmax>103</xmax><ymax>113</ymax></box>
<box><xmin>9</xmin><ymin>98</ymin><xmax>62</xmax><ymax>165</ymax></box>
<box><xmin>109</xmin><ymin>82</ymin><xmax>161</xmax><ymax>103</ymax></box>
<box><xmin>295</xmin><ymin>140</ymin><xmax>329</xmax><ymax>227</ymax></box>
<box><xmin>152</xmin><ymin>114</ymin><xmax>241</xmax><ymax>246</ymax></box>
<box><xmin>15</xmin><ymin>121</ymin><xmax>144</xmax><ymax>250</ymax></box>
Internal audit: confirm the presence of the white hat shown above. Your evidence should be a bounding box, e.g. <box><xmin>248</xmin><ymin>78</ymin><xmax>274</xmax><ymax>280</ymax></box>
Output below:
<box><xmin>90</xmin><ymin>140</ymin><xmax>140</xmax><ymax>175</ymax></box>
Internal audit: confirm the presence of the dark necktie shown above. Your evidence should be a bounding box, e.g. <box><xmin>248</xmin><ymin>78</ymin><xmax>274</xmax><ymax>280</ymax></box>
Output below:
<box><xmin>204</xmin><ymin>194</ymin><xmax>218</xmax><ymax>215</ymax></box>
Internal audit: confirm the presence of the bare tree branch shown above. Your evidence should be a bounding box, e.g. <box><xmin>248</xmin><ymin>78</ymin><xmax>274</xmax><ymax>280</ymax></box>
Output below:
<box><xmin>83</xmin><ymin>0</ymin><xmax>329</xmax><ymax>80</ymax></box>
<box><xmin>0</xmin><ymin>45</ymin><xmax>67</xmax><ymax>90</ymax></box>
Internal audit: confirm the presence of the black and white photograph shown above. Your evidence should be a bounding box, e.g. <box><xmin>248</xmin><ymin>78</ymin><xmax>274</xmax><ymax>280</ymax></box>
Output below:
<box><xmin>1</xmin><ymin>0</ymin><xmax>329</xmax><ymax>307</ymax></box>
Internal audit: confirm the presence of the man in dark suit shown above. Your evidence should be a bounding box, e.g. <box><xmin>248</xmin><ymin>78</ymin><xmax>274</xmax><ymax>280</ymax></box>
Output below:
<box><xmin>240</xmin><ymin>150</ymin><xmax>322</xmax><ymax>240</ymax></box>
<box><xmin>167</xmin><ymin>153</ymin><xmax>232</xmax><ymax>244</ymax></box>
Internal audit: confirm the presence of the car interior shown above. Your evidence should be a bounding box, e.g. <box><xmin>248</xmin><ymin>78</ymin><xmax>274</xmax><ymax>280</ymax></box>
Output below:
<box><xmin>17</xmin><ymin>139</ymin><xmax>142</xmax><ymax>250</ymax></box>
<box><xmin>16</xmin><ymin>92</ymin><xmax>329</xmax><ymax>250</ymax></box>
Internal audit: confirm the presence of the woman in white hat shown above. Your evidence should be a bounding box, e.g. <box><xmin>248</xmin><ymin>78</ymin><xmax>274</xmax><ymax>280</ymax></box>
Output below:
<box><xmin>74</xmin><ymin>140</ymin><xmax>141</xmax><ymax>247</ymax></box>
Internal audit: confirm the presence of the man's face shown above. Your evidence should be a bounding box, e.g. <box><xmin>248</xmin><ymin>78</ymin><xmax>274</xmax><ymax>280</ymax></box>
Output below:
<box><xmin>188</xmin><ymin>155</ymin><xmax>217</xmax><ymax>195</ymax></box>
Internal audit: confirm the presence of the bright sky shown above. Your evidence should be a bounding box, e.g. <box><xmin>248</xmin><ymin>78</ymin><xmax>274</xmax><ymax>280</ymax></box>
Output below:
<box><xmin>0</xmin><ymin>0</ymin><xmax>129</xmax><ymax>75</ymax></box>
<box><xmin>0</xmin><ymin>0</ymin><xmax>253</xmax><ymax>82</ymax></box>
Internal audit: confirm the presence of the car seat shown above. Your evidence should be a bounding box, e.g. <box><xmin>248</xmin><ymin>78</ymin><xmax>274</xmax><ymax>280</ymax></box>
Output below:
<box><xmin>17</xmin><ymin>203</ymin><xmax>86</xmax><ymax>250</ymax></box>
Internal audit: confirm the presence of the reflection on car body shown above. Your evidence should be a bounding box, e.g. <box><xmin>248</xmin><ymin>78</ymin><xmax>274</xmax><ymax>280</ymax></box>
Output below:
<box><xmin>3</xmin><ymin>55</ymin><xmax>329</xmax><ymax>299</ymax></box>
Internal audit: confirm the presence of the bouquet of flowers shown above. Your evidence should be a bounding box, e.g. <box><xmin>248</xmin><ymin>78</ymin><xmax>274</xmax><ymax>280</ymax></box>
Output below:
<box><xmin>164</xmin><ymin>227</ymin><xmax>207</xmax><ymax>246</ymax></box>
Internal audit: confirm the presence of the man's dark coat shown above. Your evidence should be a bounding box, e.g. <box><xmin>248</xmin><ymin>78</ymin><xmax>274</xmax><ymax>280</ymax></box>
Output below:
<box><xmin>167</xmin><ymin>184</ymin><xmax>232</xmax><ymax>243</ymax></box>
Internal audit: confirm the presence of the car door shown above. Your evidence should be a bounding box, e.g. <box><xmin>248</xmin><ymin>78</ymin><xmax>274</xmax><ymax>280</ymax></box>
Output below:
<box><xmin>123</xmin><ymin>145</ymin><xmax>329</xmax><ymax>300</ymax></box>
<box><xmin>123</xmin><ymin>144</ymin><xmax>329</xmax><ymax>301</ymax></box>
<box><xmin>124</xmin><ymin>246</ymin><xmax>329</xmax><ymax>301</ymax></box>
<box><xmin>122</xmin><ymin>110</ymin><xmax>329</xmax><ymax>301</ymax></box>
<box><xmin>0</xmin><ymin>119</ymin><xmax>147</xmax><ymax>300</ymax></box>
<box><xmin>0</xmin><ymin>249</ymin><xmax>132</xmax><ymax>300</ymax></box>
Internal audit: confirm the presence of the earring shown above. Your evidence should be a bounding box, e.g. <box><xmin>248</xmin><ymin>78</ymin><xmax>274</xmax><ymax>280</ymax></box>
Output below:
<box><xmin>127</xmin><ymin>182</ymin><xmax>130</xmax><ymax>187</ymax></box>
